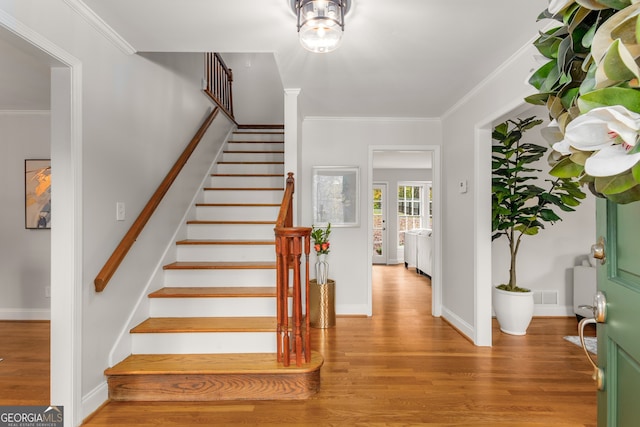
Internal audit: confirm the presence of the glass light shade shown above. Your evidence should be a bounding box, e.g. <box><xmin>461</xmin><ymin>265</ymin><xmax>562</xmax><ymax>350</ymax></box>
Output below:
<box><xmin>295</xmin><ymin>0</ymin><xmax>347</xmax><ymax>53</ymax></box>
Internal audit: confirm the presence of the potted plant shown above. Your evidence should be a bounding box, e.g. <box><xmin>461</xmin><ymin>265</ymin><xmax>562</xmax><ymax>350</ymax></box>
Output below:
<box><xmin>492</xmin><ymin>116</ymin><xmax>586</xmax><ymax>335</ymax></box>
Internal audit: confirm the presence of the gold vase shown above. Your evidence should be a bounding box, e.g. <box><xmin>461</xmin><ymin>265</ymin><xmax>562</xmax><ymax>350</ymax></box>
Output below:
<box><xmin>309</xmin><ymin>279</ymin><xmax>335</xmax><ymax>328</ymax></box>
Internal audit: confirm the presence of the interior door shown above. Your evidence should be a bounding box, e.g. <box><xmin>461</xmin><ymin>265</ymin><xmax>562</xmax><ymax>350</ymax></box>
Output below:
<box><xmin>372</xmin><ymin>183</ymin><xmax>387</xmax><ymax>264</ymax></box>
<box><xmin>594</xmin><ymin>199</ymin><xmax>640</xmax><ymax>425</ymax></box>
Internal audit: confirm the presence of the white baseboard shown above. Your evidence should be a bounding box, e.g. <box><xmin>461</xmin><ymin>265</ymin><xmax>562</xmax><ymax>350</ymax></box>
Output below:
<box><xmin>441</xmin><ymin>306</ymin><xmax>474</xmax><ymax>342</ymax></box>
<box><xmin>0</xmin><ymin>308</ymin><xmax>50</xmax><ymax>320</ymax></box>
<box><xmin>533</xmin><ymin>305</ymin><xmax>574</xmax><ymax>317</ymax></box>
<box><xmin>82</xmin><ymin>381</ymin><xmax>108</xmax><ymax>421</ymax></box>
<box><xmin>336</xmin><ymin>304</ymin><xmax>369</xmax><ymax>316</ymax></box>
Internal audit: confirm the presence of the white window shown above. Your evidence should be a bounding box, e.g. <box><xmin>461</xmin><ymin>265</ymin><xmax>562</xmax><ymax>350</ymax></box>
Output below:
<box><xmin>397</xmin><ymin>182</ymin><xmax>431</xmax><ymax>246</ymax></box>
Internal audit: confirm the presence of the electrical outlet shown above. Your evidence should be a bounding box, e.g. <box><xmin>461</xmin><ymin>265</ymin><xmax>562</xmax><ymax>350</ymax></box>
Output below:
<box><xmin>116</xmin><ymin>202</ymin><xmax>125</xmax><ymax>221</ymax></box>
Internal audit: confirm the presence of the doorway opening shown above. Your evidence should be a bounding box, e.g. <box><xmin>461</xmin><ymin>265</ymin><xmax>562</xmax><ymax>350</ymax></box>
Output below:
<box><xmin>368</xmin><ymin>146</ymin><xmax>441</xmax><ymax>318</ymax></box>
<box><xmin>0</xmin><ymin>18</ymin><xmax>82</xmax><ymax>424</ymax></box>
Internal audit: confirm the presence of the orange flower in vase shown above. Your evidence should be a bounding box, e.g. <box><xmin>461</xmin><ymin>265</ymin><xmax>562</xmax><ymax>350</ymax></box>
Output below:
<box><xmin>311</xmin><ymin>223</ymin><xmax>331</xmax><ymax>284</ymax></box>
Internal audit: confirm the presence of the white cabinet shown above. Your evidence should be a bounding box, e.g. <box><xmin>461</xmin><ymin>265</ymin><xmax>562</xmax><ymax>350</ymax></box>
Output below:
<box><xmin>404</xmin><ymin>230</ymin><xmax>418</xmax><ymax>269</ymax></box>
<box><xmin>403</xmin><ymin>229</ymin><xmax>432</xmax><ymax>277</ymax></box>
<box><xmin>416</xmin><ymin>230</ymin><xmax>432</xmax><ymax>277</ymax></box>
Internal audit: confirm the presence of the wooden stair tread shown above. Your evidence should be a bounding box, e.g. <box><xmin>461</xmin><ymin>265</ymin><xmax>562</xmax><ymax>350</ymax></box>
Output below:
<box><xmin>233</xmin><ymin>131</ymin><xmax>284</xmax><ymax>134</ymax></box>
<box><xmin>163</xmin><ymin>261</ymin><xmax>276</xmax><ymax>270</ymax></box>
<box><xmin>218</xmin><ymin>162</ymin><xmax>284</xmax><ymax>165</ymax></box>
<box><xmin>195</xmin><ymin>203</ymin><xmax>280</xmax><ymax>207</ymax></box>
<box><xmin>210</xmin><ymin>173</ymin><xmax>283</xmax><ymax>177</ymax></box>
<box><xmin>149</xmin><ymin>287</ymin><xmax>277</xmax><ymax>298</ymax></box>
<box><xmin>203</xmin><ymin>188</ymin><xmax>283</xmax><ymax>193</ymax></box>
<box><xmin>223</xmin><ymin>150</ymin><xmax>285</xmax><ymax>154</ymax></box>
<box><xmin>186</xmin><ymin>220</ymin><xmax>276</xmax><ymax>225</ymax></box>
<box><xmin>131</xmin><ymin>316</ymin><xmax>278</xmax><ymax>333</ymax></box>
<box><xmin>105</xmin><ymin>352</ymin><xmax>323</xmax><ymax>376</ymax></box>
<box><xmin>228</xmin><ymin>140</ymin><xmax>284</xmax><ymax>144</ymax></box>
<box><xmin>176</xmin><ymin>239</ymin><xmax>275</xmax><ymax>245</ymax></box>
<box><xmin>236</xmin><ymin>124</ymin><xmax>284</xmax><ymax>130</ymax></box>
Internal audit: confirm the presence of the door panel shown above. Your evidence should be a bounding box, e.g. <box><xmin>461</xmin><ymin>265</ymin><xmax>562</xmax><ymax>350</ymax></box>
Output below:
<box><xmin>372</xmin><ymin>184</ymin><xmax>387</xmax><ymax>264</ymax></box>
<box><xmin>597</xmin><ymin>199</ymin><xmax>640</xmax><ymax>426</ymax></box>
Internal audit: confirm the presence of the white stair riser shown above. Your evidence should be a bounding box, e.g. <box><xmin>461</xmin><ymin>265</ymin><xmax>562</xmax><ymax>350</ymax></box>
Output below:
<box><xmin>227</xmin><ymin>142</ymin><xmax>284</xmax><ymax>152</ymax></box>
<box><xmin>187</xmin><ymin>223</ymin><xmax>275</xmax><ymax>239</ymax></box>
<box><xmin>163</xmin><ymin>269</ymin><xmax>276</xmax><ymax>287</ymax></box>
<box><xmin>149</xmin><ymin>297</ymin><xmax>282</xmax><ymax>317</ymax></box>
<box><xmin>132</xmin><ymin>332</ymin><xmax>276</xmax><ymax>354</ymax></box>
<box><xmin>196</xmin><ymin>205</ymin><xmax>280</xmax><ymax>221</ymax></box>
<box><xmin>210</xmin><ymin>176</ymin><xmax>284</xmax><ymax>188</ymax></box>
<box><xmin>176</xmin><ymin>244</ymin><xmax>275</xmax><ymax>262</ymax></box>
<box><xmin>230</xmin><ymin>133</ymin><xmax>283</xmax><ymax>142</ymax></box>
<box><xmin>216</xmin><ymin>163</ymin><xmax>284</xmax><ymax>174</ymax></box>
<box><xmin>222</xmin><ymin>152</ymin><xmax>283</xmax><ymax>162</ymax></box>
<box><xmin>203</xmin><ymin>190</ymin><xmax>282</xmax><ymax>204</ymax></box>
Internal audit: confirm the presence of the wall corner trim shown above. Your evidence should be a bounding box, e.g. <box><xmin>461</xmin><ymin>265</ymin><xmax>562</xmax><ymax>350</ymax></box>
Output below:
<box><xmin>62</xmin><ymin>0</ymin><xmax>137</xmax><ymax>55</ymax></box>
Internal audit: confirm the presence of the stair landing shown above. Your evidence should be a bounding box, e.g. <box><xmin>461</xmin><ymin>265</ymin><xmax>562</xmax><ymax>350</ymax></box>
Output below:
<box><xmin>105</xmin><ymin>352</ymin><xmax>323</xmax><ymax>401</ymax></box>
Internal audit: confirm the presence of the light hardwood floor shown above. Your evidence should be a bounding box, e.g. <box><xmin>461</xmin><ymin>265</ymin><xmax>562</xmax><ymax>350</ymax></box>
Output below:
<box><xmin>0</xmin><ymin>320</ymin><xmax>50</xmax><ymax>405</ymax></box>
<box><xmin>1</xmin><ymin>265</ymin><xmax>597</xmax><ymax>426</ymax></box>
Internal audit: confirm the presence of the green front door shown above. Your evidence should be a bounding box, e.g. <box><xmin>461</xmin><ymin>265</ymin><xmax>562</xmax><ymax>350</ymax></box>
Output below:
<box><xmin>596</xmin><ymin>199</ymin><xmax>640</xmax><ymax>425</ymax></box>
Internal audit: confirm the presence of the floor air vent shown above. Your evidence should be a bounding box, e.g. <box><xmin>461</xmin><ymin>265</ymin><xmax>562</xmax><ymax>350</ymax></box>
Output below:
<box><xmin>533</xmin><ymin>290</ymin><xmax>559</xmax><ymax>305</ymax></box>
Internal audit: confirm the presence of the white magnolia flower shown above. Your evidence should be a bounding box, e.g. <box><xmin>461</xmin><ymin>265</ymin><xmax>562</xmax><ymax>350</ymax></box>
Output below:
<box><xmin>552</xmin><ymin>105</ymin><xmax>640</xmax><ymax>176</ymax></box>
<box><xmin>552</xmin><ymin>105</ymin><xmax>640</xmax><ymax>155</ymax></box>
<box><xmin>548</xmin><ymin>0</ymin><xmax>575</xmax><ymax>14</ymax></box>
<box><xmin>585</xmin><ymin>144</ymin><xmax>640</xmax><ymax>176</ymax></box>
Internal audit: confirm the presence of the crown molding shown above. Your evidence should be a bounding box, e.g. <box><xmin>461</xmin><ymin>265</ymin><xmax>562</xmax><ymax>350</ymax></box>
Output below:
<box><xmin>0</xmin><ymin>110</ymin><xmax>51</xmax><ymax>115</ymax></box>
<box><xmin>62</xmin><ymin>0</ymin><xmax>136</xmax><ymax>55</ymax></box>
<box><xmin>303</xmin><ymin>116</ymin><xmax>439</xmax><ymax>123</ymax></box>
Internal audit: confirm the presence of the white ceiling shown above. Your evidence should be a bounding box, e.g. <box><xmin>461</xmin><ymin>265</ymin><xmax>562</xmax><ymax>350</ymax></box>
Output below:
<box><xmin>78</xmin><ymin>0</ymin><xmax>547</xmax><ymax>118</ymax></box>
<box><xmin>0</xmin><ymin>0</ymin><xmax>548</xmax><ymax>173</ymax></box>
<box><xmin>0</xmin><ymin>1</ymin><xmax>548</xmax><ymax>116</ymax></box>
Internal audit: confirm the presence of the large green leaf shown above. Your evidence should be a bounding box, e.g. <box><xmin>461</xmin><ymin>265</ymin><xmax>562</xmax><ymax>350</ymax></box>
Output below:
<box><xmin>595</xmin><ymin>0</ymin><xmax>632</xmax><ymax>11</ymax></box>
<box><xmin>578</xmin><ymin>86</ymin><xmax>640</xmax><ymax>112</ymax></box>
<box><xmin>600</xmin><ymin>38</ymin><xmax>640</xmax><ymax>82</ymax></box>
<box><xmin>534</xmin><ymin>28</ymin><xmax>564</xmax><ymax>58</ymax></box>
<box><xmin>595</xmin><ymin>170</ymin><xmax>637</xmax><ymax>194</ymax></box>
<box><xmin>549</xmin><ymin>156</ymin><xmax>585</xmax><ymax>177</ymax></box>
<box><xmin>591</xmin><ymin>3</ymin><xmax>640</xmax><ymax>63</ymax></box>
<box><xmin>632</xmin><ymin>161</ymin><xmax>640</xmax><ymax>183</ymax></box>
<box><xmin>603</xmin><ymin>183</ymin><xmax>640</xmax><ymax>202</ymax></box>
<box><xmin>529</xmin><ymin>61</ymin><xmax>554</xmax><ymax>91</ymax></box>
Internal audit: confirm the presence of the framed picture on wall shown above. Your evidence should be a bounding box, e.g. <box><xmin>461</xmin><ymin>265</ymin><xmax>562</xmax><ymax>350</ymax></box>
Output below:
<box><xmin>25</xmin><ymin>159</ymin><xmax>51</xmax><ymax>229</ymax></box>
<box><xmin>312</xmin><ymin>166</ymin><xmax>359</xmax><ymax>227</ymax></box>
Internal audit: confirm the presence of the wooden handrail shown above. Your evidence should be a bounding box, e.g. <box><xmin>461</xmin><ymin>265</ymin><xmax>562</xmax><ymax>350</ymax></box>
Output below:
<box><xmin>204</xmin><ymin>53</ymin><xmax>236</xmax><ymax>125</ymax></box>
<box><xmin>275</xmin><ymin>173</ymin><xmax>312</xmax><ymax>367</ymax></box>
<box><xmin>94</xmin><ymin>108</ymin><xmax>220</xmax><ymax>292</ymax></box>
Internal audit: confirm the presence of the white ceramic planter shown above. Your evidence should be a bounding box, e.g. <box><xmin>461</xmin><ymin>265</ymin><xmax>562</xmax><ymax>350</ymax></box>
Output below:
<box><xmin>492</xmin><ymin>286</ymin><xmax>534</xmax><ymax>335</ymax></box>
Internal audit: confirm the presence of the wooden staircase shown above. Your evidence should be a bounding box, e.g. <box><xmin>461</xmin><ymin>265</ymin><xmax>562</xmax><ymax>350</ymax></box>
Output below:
<box><xmin>105</xmin><ymin>126</ymin><xmax>323</xmax><ymax>401</ymax></box>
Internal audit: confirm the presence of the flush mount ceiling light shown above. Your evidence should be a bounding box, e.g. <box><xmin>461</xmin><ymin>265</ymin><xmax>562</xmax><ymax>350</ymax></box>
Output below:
<box><xmin>290</xmin><ymin>0</ymin><xmax>352</xmax><ymax>53</ymax></box>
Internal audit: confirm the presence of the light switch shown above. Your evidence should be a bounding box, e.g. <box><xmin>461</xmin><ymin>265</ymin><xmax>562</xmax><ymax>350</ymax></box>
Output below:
<box><xmin>116</xmin><ymin>202</ymin><xmax>125</xmax><ymax>221</ymax></box>
<box><xmin>458</xmin><ymin>180</ymin><xmax>468</xmax><ymax>194</ymax></box>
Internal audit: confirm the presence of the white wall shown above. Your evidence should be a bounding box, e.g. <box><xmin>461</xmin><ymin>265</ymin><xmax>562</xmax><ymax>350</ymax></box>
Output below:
<box><xmin>0</xmin><ymin>112</ymin><xmax>51</xmax><ymax>319</ymax></box>
<box><xmin>301</xmin><ymin>118</ymin><xmax>441</xmax><ymax>315</ymax></box>
<box><xmin>372</xmin><ymin>168</ymin><xmax>432</xmax><ymax>263</ymax></box>
<box><xmin>222</xmin><ymin>53</ymin><xmax>284</xmax><ymax>124</ymax></box>
<box><xmin>491</xmin><ymin>109</ymin><xmax>596</xmax><ymax>316</ymax></box>
<box><xmin>440</xmin><ymin>41</ymin><xmax>597</xmax><ymax>342</ymax></box>
<box><xmin>0</xmin><ymin>1</ymin><xmax>234</xmax><ymax>420</ymax></box>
